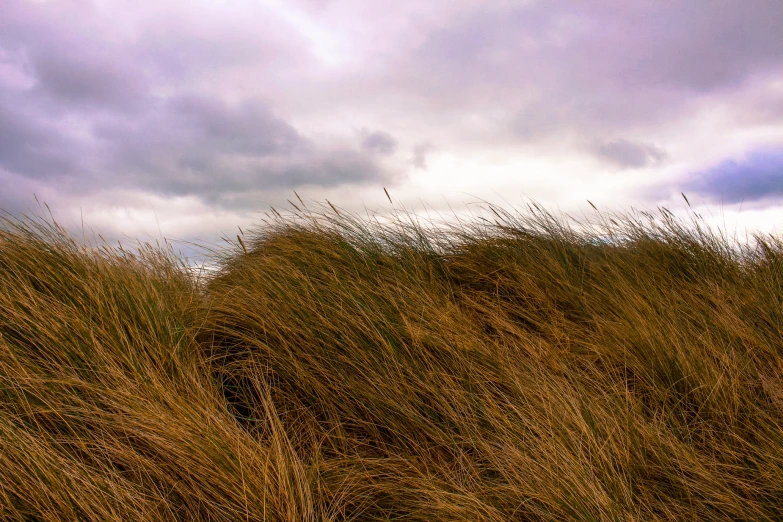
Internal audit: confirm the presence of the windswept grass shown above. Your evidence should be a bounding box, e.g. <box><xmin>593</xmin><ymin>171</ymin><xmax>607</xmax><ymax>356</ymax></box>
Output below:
<box><xmin>1</xmin><ymin>200</ymin><xmax>782</xmax><ymax>521</ymax></box>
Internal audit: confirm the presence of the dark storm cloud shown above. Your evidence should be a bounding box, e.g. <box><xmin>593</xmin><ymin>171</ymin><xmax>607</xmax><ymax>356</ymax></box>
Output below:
<box><xmin>684</xmin><ymin>148</ymin><xmax>783</xmax><ymax>204</ymax></box>
<box><xmin>360</xmin><ymin>130</ymin><xmax>398</xmax><ymax>156</ymax></box>
<box><xmin>593</xmin><ymin>139</ymin><xmax>667</xmax><ymax>169</ymax></box>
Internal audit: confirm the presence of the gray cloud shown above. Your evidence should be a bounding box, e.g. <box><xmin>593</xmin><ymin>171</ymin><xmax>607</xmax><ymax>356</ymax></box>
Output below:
<box><xmin>1</xmin><ymin>2</ymin><xmax>147</xmax><ymax>114</ymax></box>
<box><xmin>427</xmin><ymin>1</ymin><xmax>783</xmax><ymax>93</ymax></box>
<box><xmin>0</xmin><ymin>82</ymin><xmax>391</xmax><ymax>212</ymax></box>
<box><xmin>0</xmin><ymin>0</ymin><xmax>392</xmax><ymax>213</ymax></box>
<box><xmin>0</xmin><ymin>90</ymin><xmax>85</xmax><ymax>180</ymax></box>
<box><xmin>684</xmin><ymin>148</ymin><xmax>783</xmax><ymax>204</ymax></box>
<box><xmin>131</xmin><ymin>3</ymin><xmax>312</xmax><ymax>82</ymax></box>
<box><xmin>360</xmin><ymin>129</ymin><xmax>398</xmax><ymax>156</ymax></box>
<box><xmin>554</xmin><ymin>2</ymin><xmax>783</xmax><ymax>94</ymax></box>
<box><xmin>401</xmin><ymin>0</ymin><xmax>783</xmax><ymax>141</ymax></box>
<box><xmin>30</xmin><ymin>47</ymin><xmax>149</xmax><ymax>112</ymax></box>
<box><xmin>593</xmin><ymin>139</ymin><xmax>667</xmax><ymax>169</ymax></box>
<box><xmin>93</xmin><ymin>94</ymin><xmax>390</xmax><ymax>200</ymax></box>
<box><xmin>0</xmin><ymin>169</ymin><xmax>50</xmax><ymax>216</ymax></box>
<box><xmin>411</xmin><ymin>142</ymin><xmax>436</xmax><ymax>170</ymax></box>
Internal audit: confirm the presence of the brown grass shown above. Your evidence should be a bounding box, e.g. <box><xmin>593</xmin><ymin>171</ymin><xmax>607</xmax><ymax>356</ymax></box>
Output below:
<box><xmin>1</xmin><ymin>200</ymin><xmax>782</xmax><ymax>521</ymax></box>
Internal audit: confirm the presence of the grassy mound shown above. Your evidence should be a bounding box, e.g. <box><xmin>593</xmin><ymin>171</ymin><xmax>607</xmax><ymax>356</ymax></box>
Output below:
<box><xmin>1</xmin><ymin>202</ymin><xmax>782</xmax><ymax>520</ymax></box>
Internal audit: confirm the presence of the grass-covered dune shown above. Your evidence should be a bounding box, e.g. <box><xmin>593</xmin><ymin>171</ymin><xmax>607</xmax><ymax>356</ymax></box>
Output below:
<box><xmin>1</xmin><ymin>201</ymin><xmax>782</xmax><ymax>521</ymax></box>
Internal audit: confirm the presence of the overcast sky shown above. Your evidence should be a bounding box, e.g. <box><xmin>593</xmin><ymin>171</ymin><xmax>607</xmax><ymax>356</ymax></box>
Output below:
<box><xmin>2</xmin><ymin>0</ymin><xmax>782</xmax><ymax>248</ymax></box>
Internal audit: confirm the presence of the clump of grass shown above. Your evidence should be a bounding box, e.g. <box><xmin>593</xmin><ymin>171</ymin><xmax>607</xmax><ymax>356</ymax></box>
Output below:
<box><xmin>0</xmin><ymin>215</ymin><xmax>313</xmax><ymax>521</ymax></box>
<box><xmin>1</xmin><ymin>200</ymin><xmax>782</xmax><ymax>520</ymax></box>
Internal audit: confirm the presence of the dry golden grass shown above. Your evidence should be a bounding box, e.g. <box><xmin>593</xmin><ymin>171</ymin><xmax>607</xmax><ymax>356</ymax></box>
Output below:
<box><xmin>1</xmin><ymin>200</ymin><xmax>782</xmax><ymax>521</ymax></box>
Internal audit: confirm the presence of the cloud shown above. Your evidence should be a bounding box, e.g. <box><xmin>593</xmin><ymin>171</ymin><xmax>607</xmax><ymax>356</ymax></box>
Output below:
<box><xmin>399</xmin><ymin>0</ymin><xmax>783</xmax><ymax>142</ymax></box>
<box><xmin>130</xmin><ymin>2</ymin><xmax>313</xmax><ymax>81</ymax></box>
<box><xmin>93</xmin><ymin>94</ymin><xmax>391</xmax><ymax>201</ymax></box>
<box><xmin>29</xmin><ymin>46</ymin><xmax>149</xmax><ymax>112</ymax></box>
<box><xmin>0</xmin><ymin>0</ymin><xmax>394</xmax><ymax>214</ymax></box>
<box><xmin>360</xmin><ymin>129</ymin><xmax>398</xmax><ymax>156</ymax></box>
<box><xmin>593</xmin><ymin>139</ymin><xmax>667</xmax><ymax>169</ymax></box>
<box><xmin>0</xmin><ymin>89</ymin><xmax>87</xmax><ymax>180</ymax></box>
<box><xmin>2</xmin><ymin>0</ymin><xmax>783</xmax><ymax>238</ymax></box>
<box><xmin>684</xmin><ymin>148</ymin><xmax>783</xmax><ymax>203</ymax></box>
<box><xmin>1</xmin><ymin>2</ymin><xmax>148</xmax><ymax>114</ymax></box>
<box><xmin>0</xmin><ymin>168</ymin><xmax>51</xmax><ymax>216</ymax></box>
<box><xmin>429</xmin><ymin>1</ymin><xmax>783</xmax><ymax>94</ymax></box>
<box><xmin>411</xmin><ymin>142</ymin><xmax>436</xmax><ymax>170</ymax></box>
<box><xmin>0</xmin><ymin>84</ymin><xmax>393</xmax><ymax>214</ymax></box>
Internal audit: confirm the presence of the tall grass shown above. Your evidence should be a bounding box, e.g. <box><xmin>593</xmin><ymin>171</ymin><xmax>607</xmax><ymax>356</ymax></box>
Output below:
<box><xmin>1</xmin><ymin>200</ymin><xmax>782</xmax><ymax>521</ymax></box>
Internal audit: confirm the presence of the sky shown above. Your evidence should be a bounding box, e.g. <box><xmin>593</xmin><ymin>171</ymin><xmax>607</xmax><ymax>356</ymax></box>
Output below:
<box><xmin>1</xmin><ymin>0</ymin><xmax>782</xmax><ymax>251</ymax></box>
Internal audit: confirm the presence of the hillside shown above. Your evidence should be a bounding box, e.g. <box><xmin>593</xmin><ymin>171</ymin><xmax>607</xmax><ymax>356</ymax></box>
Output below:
<box><xmin>1</xmin><ymin>202</ymin><xmax>782</xmax><ymax>521</ymax></box>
